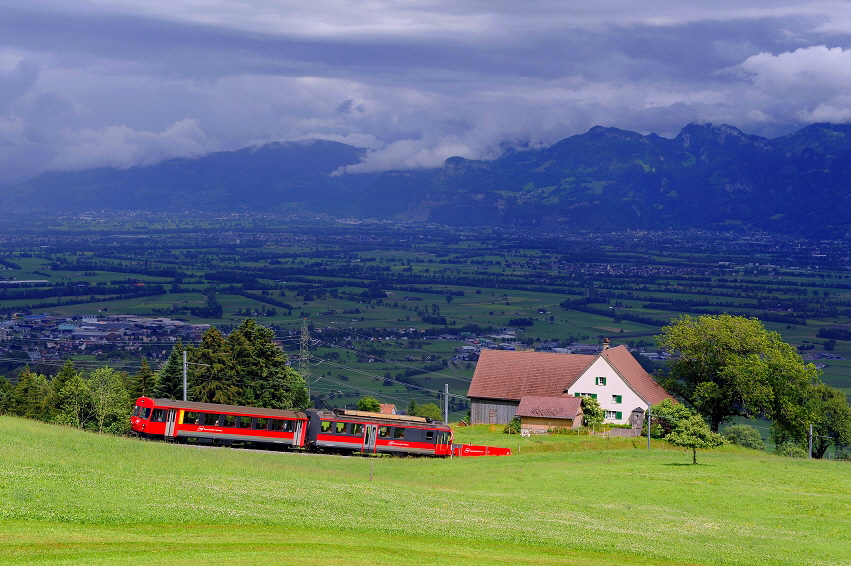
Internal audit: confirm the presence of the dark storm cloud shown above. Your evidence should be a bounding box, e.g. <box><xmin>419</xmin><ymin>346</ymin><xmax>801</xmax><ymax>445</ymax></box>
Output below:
<box><xmin>1</xmin><ymin>1</ymin><xmax>851</xmax><ymax>182</ymax></box>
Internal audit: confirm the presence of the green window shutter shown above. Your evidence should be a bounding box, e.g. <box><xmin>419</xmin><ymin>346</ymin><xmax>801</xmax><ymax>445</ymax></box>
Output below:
<box><xmin>615</xmin><ymin>411</ymin><xmax>622</xmax><ymax>420</ymax></box>
<box><xmin>591</xmin><ymin>394</ymin><xmax>597</xmax><ymax>399</ymax></box>
<box><xmin>574</xmin><ymin>392</ymin><xmax>581</xmax><ymax>397</ymax></box>
<box><xmin>613</xmin><ymin>395</ymin><xmax>622</xmax><ymax>404</ymax></box>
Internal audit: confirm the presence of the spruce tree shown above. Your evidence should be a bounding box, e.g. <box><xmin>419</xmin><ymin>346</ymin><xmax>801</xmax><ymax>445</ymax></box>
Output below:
<box><xmin>153</xmin><ymin>341</ymin><xmax>185</xmax><ymax>400</ymax></box>
<box><xmin>129</xmin><ymin>358</ymin><xmax>155</xmax><ymax>399</ymax></box>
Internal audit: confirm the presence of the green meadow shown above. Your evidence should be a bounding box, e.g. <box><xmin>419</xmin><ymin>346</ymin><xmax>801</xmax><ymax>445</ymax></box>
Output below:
<box><xmin>2</xmin><ymin>417</ymin><xmax>849</xmax><ymax>565</ymax></box>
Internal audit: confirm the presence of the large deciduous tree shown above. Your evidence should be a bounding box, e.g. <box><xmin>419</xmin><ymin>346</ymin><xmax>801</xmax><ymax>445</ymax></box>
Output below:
<box><xmin>808</xmin><ymin>383</ymin><xmax>851</xmax><ymax>459</ymax></box>
<box><xmin>658</xmin><ymin>314</ymin><xmax>822</xmax><ymax>432</ymax></box>
<box><xmin>88</xmin><ymin>366</ymin><xmax>130</xmax><ymax>434</ymax></box>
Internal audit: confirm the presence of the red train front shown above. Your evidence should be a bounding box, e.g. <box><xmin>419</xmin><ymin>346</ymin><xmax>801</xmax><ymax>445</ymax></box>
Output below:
<box><xmin>131</xmin><ymin>397</ymin><xmax>308</xmax><ymax>447</ymax></box>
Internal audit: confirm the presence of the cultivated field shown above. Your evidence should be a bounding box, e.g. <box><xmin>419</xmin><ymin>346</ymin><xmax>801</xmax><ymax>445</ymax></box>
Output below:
<box><xmin>2</xmin><ymin>417</ymin><xmax>849</xmax><ymax>565</ymax></box>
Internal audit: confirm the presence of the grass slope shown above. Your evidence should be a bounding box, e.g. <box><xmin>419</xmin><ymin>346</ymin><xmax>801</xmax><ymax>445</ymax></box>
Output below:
<box><xmin>2</xmin><ymin>418</ymin><xmax>850</xmax><ymax>565</ymax></box>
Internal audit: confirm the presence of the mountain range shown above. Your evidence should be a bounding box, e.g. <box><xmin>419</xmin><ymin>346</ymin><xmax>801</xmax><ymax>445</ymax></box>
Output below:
<box><xmin>5</xmin><ymin>122</ymin><xmax>851</xmax><ymax>237</ymax></box>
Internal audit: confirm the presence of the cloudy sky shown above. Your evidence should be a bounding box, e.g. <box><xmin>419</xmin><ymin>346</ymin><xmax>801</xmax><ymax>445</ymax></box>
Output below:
<box><xmin>2</xmin><ymin>0</ymin><xmax>851</xmax><ymax>183</ymax></box>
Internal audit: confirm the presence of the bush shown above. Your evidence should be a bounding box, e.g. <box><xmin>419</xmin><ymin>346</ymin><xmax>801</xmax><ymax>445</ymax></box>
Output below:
<box><xmin>721</xmin><ymin>425</ymin><xmax>765</xmax><ymax>451</ymax></box>
<box><xmin>775</xmin><ymin>442</ymin><xmax>808</xmax><ymax>458</ymax></box>
<box><xmin>504</xmin><ymin>416</ymin><xmax>521</xmax><ymax>434</ymax></box>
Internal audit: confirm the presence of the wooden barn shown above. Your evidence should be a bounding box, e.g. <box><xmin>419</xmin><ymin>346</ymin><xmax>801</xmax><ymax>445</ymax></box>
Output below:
<box><xmin>514</xmin><ymin>396</ymin><xmax>583</xmax><ymax>432</ymax></box>
<box><xmin>467</xmin><ymin>344</ymin><xmax>674</xmax><ymax>425</ymax></box>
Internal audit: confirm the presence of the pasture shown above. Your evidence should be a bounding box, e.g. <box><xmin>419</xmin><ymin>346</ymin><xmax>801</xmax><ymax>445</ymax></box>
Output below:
<box><xmin>1</xmin><ymin>417</ymin><xmax>849</xmax><ymax>565</ymax></box>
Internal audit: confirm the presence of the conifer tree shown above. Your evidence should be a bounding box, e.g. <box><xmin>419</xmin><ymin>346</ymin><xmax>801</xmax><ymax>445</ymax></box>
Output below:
<box><xmin>191</xmin><ymin>327</ymin><xmax>240</xmax><ymax>405</ymax></box>
<box><xmin>129</xmin><ymin>358</ymin><xmax>155</xmax><ymax>400</ymax></box>
<box><xmin>152</xmin><ymin>341</ymin><xmax>185</xmax><ymax>400</ymax></box>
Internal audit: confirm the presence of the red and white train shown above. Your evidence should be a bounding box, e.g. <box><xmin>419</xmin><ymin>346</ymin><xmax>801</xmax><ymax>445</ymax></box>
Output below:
<box><xmin>131</xmin><ymin>397</ymin><xmax>458</xmax><ymax>457</ymax></box>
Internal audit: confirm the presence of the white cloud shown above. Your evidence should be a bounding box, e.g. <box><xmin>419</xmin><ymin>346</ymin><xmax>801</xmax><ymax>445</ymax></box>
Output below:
<box><xmin>47</xmin><ymin>118</ymin><xmax>218</xmax><ymax>171</ymax></box>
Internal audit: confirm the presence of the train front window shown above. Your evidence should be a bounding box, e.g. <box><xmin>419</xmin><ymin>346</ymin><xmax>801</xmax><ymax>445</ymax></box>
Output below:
<box><xmin>132</xmin><ymin>406</ymin><xmax>139</xmax><ymax>417</ymax></box>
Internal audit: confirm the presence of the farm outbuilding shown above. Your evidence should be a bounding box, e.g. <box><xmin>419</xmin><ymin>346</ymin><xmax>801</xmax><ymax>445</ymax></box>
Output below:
<box><xmin>467</xmin><ymin>344</ymin><xmax>674</xmax><ymax>425</ymax></box>
<box><xmin>515</xmin><ymin>396</ymin><xmax>583</xmax><ymax>432</ymax></box>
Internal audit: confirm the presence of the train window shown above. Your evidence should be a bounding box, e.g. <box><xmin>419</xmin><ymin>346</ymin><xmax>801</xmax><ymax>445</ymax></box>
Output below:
<box><xmin>140</xmin><ymin>407</ymin><xmax>151</xmax><ymax>420</ymax></box>
<box><xmin>132</xmin><ymin>406</ymin><xmax>139</xmax><ymax>417</ymax></box>
<box><xmin>269</xmin><ymin>419</ymin><xmax>283</xmax><ymax>431</ymax></box>
<box><xmin>183</xmin><ymin>412</ymin><xmax>199</xmax><ymax>425</ymax></box>
<box><xmin>151</xmin><ymin>409</ymin><xmax>166</xmax><ymax>423</ymax></box>
<box><xmin>335</xmin><ymin>422</ymin><xmax>348</xmax><ymax>434</ymax></box>
<box><xmin>393</xmin><ymin>428</ymin><xmax>405</xmax><ymax>439</ymax></box>
<box><xmin>239</xmin><ymin>417</ymin><xmax>253</xmax><ymax>428</ymax></box>
<box><xmin>321</xmin><ymin>421</ymin><xmax>332</xmax><ymax>433</ymax></box>
<box><xmin>283</xmin><ymin>420</ymin><xmax>294</xmax><ymax>432</ymax></box>
<box><xmin>351</xmin><ymin>423</ymin><xmax>363</xmax><ymax>435</ymax></box>
<box><xmin>378</xmin><ymin>426</ymin><xmax>390</xmax><ymax>438</ymax></box>
<box><xmin>224</xmin><ymin>414</ymin><xmax>237</xmax><ymax>427</ymax></box>
<box><xmin>255</xmin><ymin>418</ymin><xmax>268</xmax><ymax>430</ymax></box>
<box><xmin>203</xmin><ymin>413</ymin><xmax>221</xmax><ymax>426</ymax></box>
<box><xmin>425</xmin><ymin>430</ymin><xmax>434</xmax><ymax>441</ymax></box>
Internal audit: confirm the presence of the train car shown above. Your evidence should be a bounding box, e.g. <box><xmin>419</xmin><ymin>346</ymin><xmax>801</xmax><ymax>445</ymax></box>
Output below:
<box><xmin>131</xmin><ymin>397</ymin><xmax>308</xmax><ymax>447</ymax></box>
<box><xmin>305</xmin><ymin>408</ymin><xmax>454</xmax><ymax>456</ymax></box>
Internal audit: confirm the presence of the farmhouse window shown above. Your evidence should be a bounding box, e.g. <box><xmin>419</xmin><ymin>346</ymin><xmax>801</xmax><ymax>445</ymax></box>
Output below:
<box><xmin>612</xmin><ymin>395</ymin><xmax>622</xmax><ymax>404</ymax></box>
<box><xmin>605</xmin><ymin>410</ymin><xmax>623</xmax><ymax>420</ymax></box>
<box><xmin>595</xmin><ymin>376</ymin><xmax>607</xmax><ymax>386</ymax></box>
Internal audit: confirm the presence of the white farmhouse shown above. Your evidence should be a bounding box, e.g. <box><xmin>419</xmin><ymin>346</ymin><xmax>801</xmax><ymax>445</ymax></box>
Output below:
<box><xmin>468</xmin><ymin>342</ymin><xmax>674</xmax><ymax>425</ymax></box>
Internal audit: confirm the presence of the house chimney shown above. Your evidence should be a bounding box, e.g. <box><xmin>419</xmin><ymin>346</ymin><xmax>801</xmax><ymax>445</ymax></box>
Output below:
<box><xmin>602</xmin><ymin>337</ymin><xmax>610</xmax><ymax>350</ymax></box>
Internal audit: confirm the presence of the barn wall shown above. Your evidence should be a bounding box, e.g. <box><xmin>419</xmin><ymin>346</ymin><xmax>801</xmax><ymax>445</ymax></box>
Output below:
<box><xmin>519</xmin><ymin>416</ymin><xmax>577</xmax><ymax>431</ymax></box>
<box><xmin>470</xmin><ymin>398</ymin><xmax>518</xmax><ymax>425</ymax></box>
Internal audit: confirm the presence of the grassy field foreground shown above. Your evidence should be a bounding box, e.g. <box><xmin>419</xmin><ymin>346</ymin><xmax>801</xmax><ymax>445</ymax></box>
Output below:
<box><xmin>1</xmin><ymin>418</ymin><xmax>849</xmax><ymax>565</ymax></box>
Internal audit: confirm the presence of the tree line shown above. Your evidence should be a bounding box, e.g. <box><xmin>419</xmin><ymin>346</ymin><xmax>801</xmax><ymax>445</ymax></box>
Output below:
<box><xmin>0</xmin><ymin>318</ymin><xmax>310</xmax><ymax>433</ymax></box>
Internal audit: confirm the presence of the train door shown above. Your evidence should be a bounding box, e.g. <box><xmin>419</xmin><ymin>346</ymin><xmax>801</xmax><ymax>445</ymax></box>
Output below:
<box><xmin>165</xmin><ymin>409</ymin><xmax>177</xmax><ymax>438</ymax></box>
<box><xmin>363</xmin><ymin>424</ymin><xmax>378</xmax><ymax>454</ymax></box>
<box><xmin>293</xmin><ymin>421</ymin><xmax>303</xmax><ymax>447</ymax></box>
<box><xmin>436</xmin><ymin>430</ymin><xmax>451</xmax><ymax>456</ymax></box>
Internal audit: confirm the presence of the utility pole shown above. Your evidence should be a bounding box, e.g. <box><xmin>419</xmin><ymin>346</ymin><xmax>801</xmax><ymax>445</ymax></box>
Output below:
<box><xmin>647</xmin><ymin>407</ymin><xmax>651</xmax><ymax>450</ymax></box>
<box><xmin>808</xmin><ymin>424</ymin><xmax>813</xmax><ymax>459</ymax></box>
<box><xmin>444</xmin><ymin>383</ymin><xmax>449</xmax><ymax>424</ymax></box>
<box><xmin>182</xmin><ymin>350</ymin><xmax>188</xmax><ymax>402</ymax></box>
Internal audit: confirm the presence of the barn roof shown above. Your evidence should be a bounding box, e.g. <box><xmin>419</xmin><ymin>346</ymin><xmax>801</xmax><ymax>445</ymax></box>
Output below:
<box><xmin>599</xmin><ymin>345</ymin><xmax>674</xmax><ymax>405</ymax></box>
<box><xmin>515</xmin><ymin>396</ymin><xmax>583</xmax><ymax>419</ymax></box>
<box><xmin>467</xmin><ymin>349</ymin><xmax>594</xmax><ymax>401</ymax></box>
<box><xmin>468</xmin><ymin>346</ymin><xmax>674</xmax><ymax>404</ymax></box>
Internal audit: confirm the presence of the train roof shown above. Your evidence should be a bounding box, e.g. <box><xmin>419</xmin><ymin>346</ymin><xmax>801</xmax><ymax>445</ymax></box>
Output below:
<box><xmin>137</xmin><ymin>397</ymin><xmax>306</xmax><ymax>419</ymax></box>
<box><xmin>307</xmin><ymin>408</ymin><xmax>449</xmax><ymax>429</ymax></box>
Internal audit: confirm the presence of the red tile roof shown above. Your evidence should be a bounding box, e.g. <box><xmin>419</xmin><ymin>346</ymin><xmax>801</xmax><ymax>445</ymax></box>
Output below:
<box><xmin>468</xmin><ymin>346</ymin><xmax>675</xmax><ymax>405</ymax></box>
<box><xmin>379</xmin><ymin>404</ymin><xmax>396</xmax><ymax>415</ymax></box>
<box><xmin>515</xmin><ymin>396</ymin><xmax>583</xmax><ymax>419</ymax></box>
<box><xmin>600</xmin><ymin>345</ymin><xmax>674</xmax><ymax>405</ymax></box>
<box><xmin>467</xmin><ymin>349</ymin><xmax>594</xmax><ymax>401</ymax></box>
